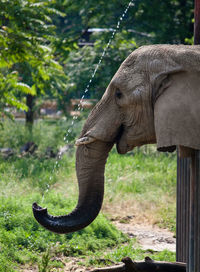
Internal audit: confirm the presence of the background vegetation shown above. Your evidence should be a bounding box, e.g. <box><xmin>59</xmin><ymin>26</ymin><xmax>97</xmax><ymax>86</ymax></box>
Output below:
<box><xmin>0</xmin><ymin>120</ymin><xmax>176</xmax><ymax>271</ymax></box>
<box><xmin>0</xmin><ymin>0</ymin><xmax>195</xmax><ymax>271</ymax></box>
<box><xmin>0</xmin><ymin>0</ymin><xmax>194</xmax><ymax>124</ymax></box>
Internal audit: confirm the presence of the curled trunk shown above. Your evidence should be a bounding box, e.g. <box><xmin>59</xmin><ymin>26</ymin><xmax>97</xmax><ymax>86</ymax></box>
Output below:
<box><xmin>33</xmin><ymin>141</ymin><xmax>113</xmax><ymax>234</ymax></box>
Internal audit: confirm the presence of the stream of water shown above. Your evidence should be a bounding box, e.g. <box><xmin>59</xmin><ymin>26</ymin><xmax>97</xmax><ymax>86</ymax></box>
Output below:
<box><xmin>42</xmin><ymin>0</ymin><xmax>135</xmax><ymax>202</ymax></box>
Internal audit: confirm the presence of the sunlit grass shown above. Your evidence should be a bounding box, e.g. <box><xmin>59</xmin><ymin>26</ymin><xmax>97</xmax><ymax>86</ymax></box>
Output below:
<box><xmin>87</xmin><ymin>241</ymin><xmax>175</xmax><ymax>267</ymax></box>
<box><xmin>104</xmin><ymin>147</ymin><xmax>176</xmax><ymax>231</ymax></box>
<box><xmin>0</xmin><ymin>119</ymin><xmax>177</xmax><ymax>270</ymax></box>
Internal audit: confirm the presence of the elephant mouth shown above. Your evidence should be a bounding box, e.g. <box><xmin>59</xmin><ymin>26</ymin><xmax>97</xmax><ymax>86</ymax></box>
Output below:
<box><xmin>116</xmin><ymin>139</ymin><xmax>132</xmax><ymax>154</ymax></box>
<box><xmin>116</xmin><ymin>126</ymin><xmax>147</xmax><ymax>154</ymax></box>
<box><xmin>75</xmin><ymin>126</ymin><xmax>132</xmax><ymax>155</ymax></box>
<box><xmin>116</xmin><ymin>126</ymin><xmax>132</xmax><ymax>154</ymax></box>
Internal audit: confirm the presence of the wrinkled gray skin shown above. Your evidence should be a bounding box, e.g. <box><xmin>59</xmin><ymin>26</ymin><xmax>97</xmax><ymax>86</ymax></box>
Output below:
<box><xmin>33</xmin><ymin>45</ymin><xmax>200</xmax><ymax>234</ymax></box>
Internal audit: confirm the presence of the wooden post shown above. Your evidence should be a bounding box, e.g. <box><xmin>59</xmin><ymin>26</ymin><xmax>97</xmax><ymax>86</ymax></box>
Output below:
<box><xmin>188</xmin><ymin>151</ymin><xmax>200</xmax><ymax>272</ymax></box>
<box><xmin>194</xmin><ymin>0</ymin><xmax>200</xmax><ymax>44</ymax></box>
<box><xmin>176</xmin><ymin>157</ymin><xmax>190</xmax><ymax>263</ymax></box>
<box><xmin>188</xmin><ymin>1</ymin><xmax>200</xmax><ymax>272</ymax></box>
<box><xmin>176</xmin><ymin>1</ymin><xmax>200</xmax><ymax>270</ymax></box>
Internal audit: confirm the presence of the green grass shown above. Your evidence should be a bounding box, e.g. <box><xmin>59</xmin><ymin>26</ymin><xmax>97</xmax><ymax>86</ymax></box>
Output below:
<box><xmin>106</xmin><ymin>149</ymin><xmax>176</xmax><ymax>195</ymax></box>
<box><xmin>0</xmin><ymin>186</ymin><xmax>127</xmax><ymax>271</ymax></box>
<box><xmin>0</xmin><ymin>118</ymin><xmax>84</xmax><ymax>153</ymax></box>
<box><xmin>0</xmin><ymin>119</ymin><xmax>177</xmax><ymax>271</ymax></box>
<box><xmin>105</xmin><ymin>147</ymin><xmax>176</xmax><ymax>231</ymax></box>
<box><xmin>87</xmin><ymin>241</ymin><xmax>175</xmax><ymax>267</ymax></box>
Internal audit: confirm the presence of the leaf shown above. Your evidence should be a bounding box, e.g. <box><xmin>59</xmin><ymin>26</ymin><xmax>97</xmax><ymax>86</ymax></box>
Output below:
<box><xmin>29</xmin><ymin>19</ymin><xmax>46</xmax><ymax>26</ymax></box>
<box><xmin>0</xmin><ymin>59</ymin><xmax>9</xmax><ymax>68</ymax></box>
<box><xmin>6</xmin><ymin>96</ymin><xmax>28</xmax><ymax>111</ymax></box>
<box><xmin>29</xmin><ymin>2</ymin><xmax>47</xmax><ymax>8</ymax></box>
<box><xmin>15</xmin><ymin>83</ymin><xmax>36</xmax><ymax>95</ymax></box>
<box><xmin>31</xmin><ymin>84</ymin><xmax>37</xmax><ymax>95</ymax></box>
<box><xmin>38</xmin><ymin>45</ymin><xmax>52</xmax><ymax>52</ymax></box>
<box><xmin>46</xmin><ymin>7</ymin><xmax>66</xmax><ymax>17</ymax></box>
<box><xmin>49</xmin><ymin>60</ymin><xmax>62</xmax><ymax>70</ymax></box>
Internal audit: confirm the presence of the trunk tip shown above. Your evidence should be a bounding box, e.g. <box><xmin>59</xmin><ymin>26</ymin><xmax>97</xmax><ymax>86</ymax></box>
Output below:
<box><xmin>32</xmin><ymin>202</ymin><xmax>47</xmax><ymax>215</ymax></box>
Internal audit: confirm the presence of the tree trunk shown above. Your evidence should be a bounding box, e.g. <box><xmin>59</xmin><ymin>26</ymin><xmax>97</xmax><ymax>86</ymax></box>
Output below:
<box><xmin>25</xmin><ymin>94</ymin><xmax>35</xmax><ymax>131</ymax></box>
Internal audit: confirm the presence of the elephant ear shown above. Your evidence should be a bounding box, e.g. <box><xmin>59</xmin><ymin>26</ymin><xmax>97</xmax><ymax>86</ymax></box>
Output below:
<box><xmin>151</xmin><ymin>62</ymin><xmax>200</xmax><ymax>153</ymax></box>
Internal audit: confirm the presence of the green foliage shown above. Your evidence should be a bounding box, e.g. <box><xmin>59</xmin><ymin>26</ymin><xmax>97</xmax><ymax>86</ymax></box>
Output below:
<box><xmin>0</xmin><ymin>119</ymin><xmax>127</xmax><ymax>269</ymax></box>
<box><xmin>54</xmin><ymin>0</ymin><xmax>194</xmax><ymax>105</ymax></box>
<box><xmin>88</xmin><ymin>241</ymin><xmax>175</xmax><ymax>267</ymax></box>
<box><xmin>0</xmin><ymin>0</ymin><xmax>67</xmax><ymax>120</ymax></box>
<box><xmin>0</xmin><ymin>72</ymin><xmax>35</xmax><ymax>114</ymax></box>
<box><xmin>0</xmin><ymin>1</ymin><xmax>190</xmax><ymax>268</ymax></box>
<box><xmin>0</xmin><ymin>0</ymin><xmax>195</xmax><ymax>121</ymax></box>
<box><xmin>38</xmin><ymin>247</ymin><xmax>51</xmax><ymax>272</ymax></box>
<box><xmin>131</xmin><ymin>0</ymin><xmax>194</xmax><ymax>44</ymax></box>
<box><xmin>0</xmin><ymin>192</ymin><xmax>127</xmax><ymax>269</ymax></box>
<box><xmin>64</xmin><ymin>32</ymin><xmax>138</xmax><ymax>100</ymax></box>
<box><xmin>0</xmin><ymin>119</ymin><xmax>177</xmax><ymax>270</ymax></box>
<box><xmin>0</xmin><ymin>118</ymin><xmax>83</xmax><ymax>149</ymax></box>
<box><xmin>53</xmin><ymin>0</ymin><xmax>194</xmax><ymax>48</ymax></box>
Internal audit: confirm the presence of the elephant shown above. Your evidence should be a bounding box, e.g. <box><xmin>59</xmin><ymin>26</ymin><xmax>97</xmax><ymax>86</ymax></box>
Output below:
<box><xmin>33</xmin><ymin>44</ymin><xmax>200</xmax><ymax>234</ymax></box>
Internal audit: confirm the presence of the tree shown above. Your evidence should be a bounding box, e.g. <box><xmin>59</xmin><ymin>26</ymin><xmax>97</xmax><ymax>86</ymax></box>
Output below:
<box><xmin>51</xmin><ymin>0</ymin><xmax>194</xmax><ymax>106</ymax></box>
<box><xmin>0</xmin><ymin>0</ymin><xmax>67</xmax><ymax>127</ymax></box>
<box><xmin>53</xmin><ymin>0</ymin><xmax>194</xmax><ymax>47</ymax></box>
<box><xmin>131</xmin><ymin>0</ymin><xmax>194</xmax><ymax>44</ymax></box>
<box><xmin>0</xmin><ymin>0</ymin><xmax>194</xmax><ymax>123</ymax></box>
<box><xmin>63</xmin><ymin>32</ymin><xmax>138</xmax><ymax>101</ymax></box>
<box><xmin>56</xmin><ymin>0</ymin><xmax>194</xmax><ymax>99</ymax></box>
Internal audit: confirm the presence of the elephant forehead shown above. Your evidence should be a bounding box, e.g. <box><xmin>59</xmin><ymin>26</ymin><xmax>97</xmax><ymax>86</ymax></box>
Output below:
<box><xmin>113</xmin><ymin>69</ymin><xmax>144</xmax><ymax>90</ymax></box>
<box><xmin>127</xmin><ymin>73</ymin><xmax>144</xmax><ymax>89</ymax></box>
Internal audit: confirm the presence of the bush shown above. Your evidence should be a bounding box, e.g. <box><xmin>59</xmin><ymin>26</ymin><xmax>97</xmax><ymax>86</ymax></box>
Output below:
<box><xmin>0</xmin><ymin>118</ymin><xmax>84</xmax><ymax>152</ymax></box>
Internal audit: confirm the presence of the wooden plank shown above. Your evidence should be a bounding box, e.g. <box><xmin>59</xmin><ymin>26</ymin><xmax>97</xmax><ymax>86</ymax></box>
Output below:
<box><xmin>176</xmin><ymin>157</ymin><xmax>190</xmax><ymax>263</ymax></box>
<box><xmin>92</xmin><ymin>257</ymin><xmax>186</xmax><ymax>272</ymax></box>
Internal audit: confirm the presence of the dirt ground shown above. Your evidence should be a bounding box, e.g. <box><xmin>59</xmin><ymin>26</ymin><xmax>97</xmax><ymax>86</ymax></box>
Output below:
<box><xmin>113</xmin><ymin>219</ymin><xmax>176</xmax><ymax>252</ymax></box>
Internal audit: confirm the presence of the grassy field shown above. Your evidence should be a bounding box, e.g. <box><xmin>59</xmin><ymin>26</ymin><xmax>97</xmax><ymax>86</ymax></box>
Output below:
<box><xmin>0</xmin><ymin>119</ymin><xmax>176</xmax><ymax>271</ymax></box>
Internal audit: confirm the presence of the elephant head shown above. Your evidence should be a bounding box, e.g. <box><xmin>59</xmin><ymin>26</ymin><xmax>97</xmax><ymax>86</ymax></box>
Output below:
<box><xmin>33</xmin><ymin>44</ymin><xmax>200</xmax><ymax>233</ymax></box>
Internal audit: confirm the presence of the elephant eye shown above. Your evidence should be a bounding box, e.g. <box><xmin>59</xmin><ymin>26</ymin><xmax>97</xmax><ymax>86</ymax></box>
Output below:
<box><xmin>116</xmin><ymin>89</ymin><xmax>123</xmax><ymax>99</ymax></box>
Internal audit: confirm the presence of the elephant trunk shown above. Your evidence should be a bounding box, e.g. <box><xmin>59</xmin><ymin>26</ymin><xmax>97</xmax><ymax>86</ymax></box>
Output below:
<box><xmin>32</xmin><ymin>140</ymin><xmax>113</xmax><ymax>234</ymax></box>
